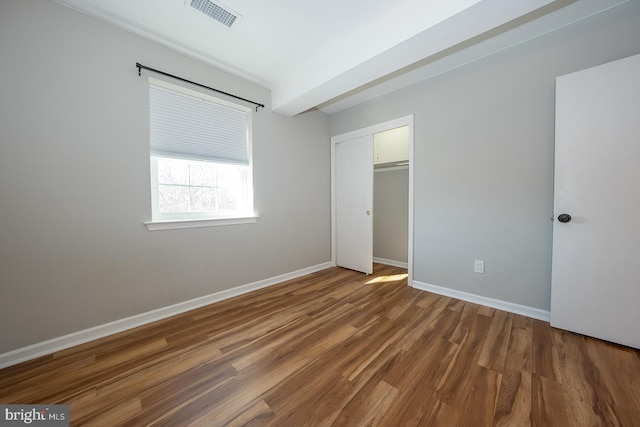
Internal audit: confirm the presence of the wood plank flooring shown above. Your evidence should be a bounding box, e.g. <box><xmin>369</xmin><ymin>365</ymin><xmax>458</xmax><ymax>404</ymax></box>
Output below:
<box><xmin>1</xmin><ymin>264</ymin><xmax>639</xmax><ymax>426</ymax></box>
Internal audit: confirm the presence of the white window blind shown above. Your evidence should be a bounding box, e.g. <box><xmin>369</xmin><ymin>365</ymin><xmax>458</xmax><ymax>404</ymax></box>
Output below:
<box><xmin>149</xmin><ymin>82</ymin><xmax>249</xmax><ymax>165</ymax></box>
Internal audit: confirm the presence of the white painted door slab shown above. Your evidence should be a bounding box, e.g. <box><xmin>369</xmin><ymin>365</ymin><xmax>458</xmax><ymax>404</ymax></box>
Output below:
<box><xmin>551</xmin><ymin>54</ymin><xmax>640</xmax><ymax>349</ymax></box>
<box><xmin>336</xmin><ymin>135</ymin><xmax>373</xmax><ymax>274</ymax></box>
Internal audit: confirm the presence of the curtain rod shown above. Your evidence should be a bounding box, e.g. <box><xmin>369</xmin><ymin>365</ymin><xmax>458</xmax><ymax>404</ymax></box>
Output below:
<box><xmin>136</xmin><ymin>62</ymin><xmax>265</xmax><ymax>111</ymax></box>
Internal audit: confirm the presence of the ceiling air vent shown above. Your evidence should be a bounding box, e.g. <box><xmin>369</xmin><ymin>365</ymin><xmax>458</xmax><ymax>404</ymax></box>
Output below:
<box><xmin>186</xmin><ymin>0</ymin><xmax>241</xmax><ymax>29</ymax></box>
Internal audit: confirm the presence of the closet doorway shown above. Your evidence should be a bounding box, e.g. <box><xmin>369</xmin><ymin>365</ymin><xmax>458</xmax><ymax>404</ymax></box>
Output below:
<box><xmin>373</xmin><ymin>126</ymin><xmax>409</xmax><ymax>268</ymax></box>
<box><xmin>331</xmin><ymin>115</ymin><xmax>414</xmax><ymax>285</ymax></box>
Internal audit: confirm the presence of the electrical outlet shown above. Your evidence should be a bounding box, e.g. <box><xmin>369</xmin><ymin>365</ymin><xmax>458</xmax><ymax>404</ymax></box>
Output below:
<box><xmin>474</xmin><ymin>259</ymin><xmax>485</xmax><ymax>274</ymax></box>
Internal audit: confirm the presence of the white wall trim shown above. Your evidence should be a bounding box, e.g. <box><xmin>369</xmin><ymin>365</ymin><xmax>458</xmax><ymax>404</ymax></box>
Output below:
<box><xmin>374</xmin><ymin>165</ymin><xmax>409</xmax><ymax>173</ymax></box>
<box><xmin>373</xmin><ymin>257</ymin><xmax>408</xmax><ymax>269</ymax></box>
<box><xmin>145</xmin><ymin>215</ymin><xmax>259</xmax><ymax>231</ymax></box>
<box><xmin>0</xmin><ymin>261</ymin><xmax>333</xmax><ymax>369</ymax></box>
<box><xmin>412</xmin><ymin>280</ymin><xmax>550</xmax><ymax>322</ymax></box>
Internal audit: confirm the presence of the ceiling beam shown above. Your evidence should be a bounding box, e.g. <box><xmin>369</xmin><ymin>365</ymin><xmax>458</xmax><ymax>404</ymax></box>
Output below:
<box><xmin>271</xmin><ymin>0</ymin><xmax>559</xmax><ymax>116</ymax></box>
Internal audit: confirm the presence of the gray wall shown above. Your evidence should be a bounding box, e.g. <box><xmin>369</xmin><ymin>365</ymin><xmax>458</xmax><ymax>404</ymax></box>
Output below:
<box><xmin>331</xmin><ymin>1</ymin><xmax>640</xmax><ymax>311</ymax></box>
<box><xmin>374</xmin><ymin>168</ymin><xmax>408</xmax><ymax>263</ymax></box>
<box><xmin>0</xmin><ymin>0</ymin><xmax>330</xmax><ymax>353</ymax></box>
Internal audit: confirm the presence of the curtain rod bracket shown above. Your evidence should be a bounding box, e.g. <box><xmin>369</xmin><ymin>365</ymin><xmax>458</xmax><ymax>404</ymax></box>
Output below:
<box><xmin>135</xmin><ymin>62</ymin><xmax>264</xmax><ymax>111</ymax></box>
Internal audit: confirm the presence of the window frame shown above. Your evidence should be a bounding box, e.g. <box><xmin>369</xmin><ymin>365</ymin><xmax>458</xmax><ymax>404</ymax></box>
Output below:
<box><xmin>144</xmin><ymin>77</ymin><xmax>258</xmax><ymax>231</ymax></box>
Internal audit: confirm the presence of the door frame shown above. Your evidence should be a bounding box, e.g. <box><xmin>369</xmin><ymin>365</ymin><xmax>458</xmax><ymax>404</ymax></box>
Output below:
<box><xmin>331</xmin><ymin>115</ymin><xmax>414</xmax><ymax>285</ymax></box>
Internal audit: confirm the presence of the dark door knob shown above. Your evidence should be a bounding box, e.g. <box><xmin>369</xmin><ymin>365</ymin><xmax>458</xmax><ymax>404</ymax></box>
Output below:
<box><xmin>558</xmin><ymin>214</ymin><xmax>572</xmax><ymax>223</ymax></box>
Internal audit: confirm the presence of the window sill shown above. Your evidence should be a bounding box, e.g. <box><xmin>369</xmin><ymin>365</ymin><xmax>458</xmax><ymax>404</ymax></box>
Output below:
<box><xmin>145</xmin><ymin>215</ymin><xmax>259</xmax><ymax>231</ymax></box>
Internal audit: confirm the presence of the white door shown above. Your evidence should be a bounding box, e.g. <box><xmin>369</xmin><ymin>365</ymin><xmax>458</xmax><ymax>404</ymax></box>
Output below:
<box><xmin>335</xmin><ymin>135</ymin><xmax>373</xmax><ymax>274</ymax></box>
<box><xmin>551</xmin><ymin>54</ymin><xmax>640</xmax><ymax>349</ymax></box>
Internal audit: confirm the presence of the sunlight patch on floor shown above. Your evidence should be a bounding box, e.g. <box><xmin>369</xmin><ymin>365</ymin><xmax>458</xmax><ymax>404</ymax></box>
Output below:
<box><xmin>366</xmin><ymin>274</ymin><xmax>408</xmax><ymax>284</ymax></box>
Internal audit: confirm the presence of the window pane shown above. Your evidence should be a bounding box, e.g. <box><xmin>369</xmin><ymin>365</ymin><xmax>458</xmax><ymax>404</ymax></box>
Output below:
<box><xmin>216</xmin><ymin>163</ymin><xmax>239</xmax><ymax>187</ymax></box>
<box><xmin>158</xmin><ymin>184</ymin><xmax>189</xmax><ymax>213</ymax></box>
<box><xmin>216</xmin><ymin>187</ymin><xmax>238</xmax><ymax>211</ymax></box>
<box><xmin>157</xmin><ymin>157</ymin><xmax>189</xmax><ymax>185</ymax></box>
<box><xmin>189</xmin><ymin>160</ymin><xmax>217</xmax><ymax>187</ymax></box>
<box><xmin>190</xmin><ymin>186</ymin><xmax>217</xmax><ymax>211</ymax></box>
<box><xmin>152</xmin><ymin>155</ymin><xmax>251</xmax><ymax>218</ymax></box>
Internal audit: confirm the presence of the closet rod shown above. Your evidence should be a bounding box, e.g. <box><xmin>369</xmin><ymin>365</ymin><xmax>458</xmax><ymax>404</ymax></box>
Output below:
<box><xmin>136</xmin><ymin>62</ymin><xmax>265</xmax><ymax>111</ymax></box>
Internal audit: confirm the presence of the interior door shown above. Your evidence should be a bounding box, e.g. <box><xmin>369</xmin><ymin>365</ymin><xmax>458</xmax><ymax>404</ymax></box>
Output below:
<box><xmin>551</xmin><ymin>54</ymin><xmax>640</xmax><ymax>349</ymax></box>
<box><xmin>336</xmin><ymin>135</ymin><xmax>373</xmax><ymax>274</ymax></box>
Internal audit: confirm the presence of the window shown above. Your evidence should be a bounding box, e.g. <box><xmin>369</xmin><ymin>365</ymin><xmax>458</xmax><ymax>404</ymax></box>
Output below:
<box><xmin>146</xmin><ymin>77</ymin><xmax>256</xmax><ymax>230</ymax></box>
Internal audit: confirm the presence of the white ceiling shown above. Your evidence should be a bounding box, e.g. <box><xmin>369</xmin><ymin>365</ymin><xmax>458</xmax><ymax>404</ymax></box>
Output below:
<box><xmin>55</xmin><ymin>0</ymin><xmax>626</xmax><ymax>116</ymax></box>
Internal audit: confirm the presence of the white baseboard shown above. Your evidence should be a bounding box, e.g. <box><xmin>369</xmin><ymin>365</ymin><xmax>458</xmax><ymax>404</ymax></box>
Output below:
<box><xmin>0</xmin><ymin>262</ymin><xmax>333</xmax><ymax>369</ymax></box>
<box><xmin>412</xmin><ymin>280</ymin><xmax>550</xmax><ymax>322</ymax></box>
<box><xmin>373</xmin><ymin>257</ymin><xmax>408</xmax><ymax>269</ymax></box>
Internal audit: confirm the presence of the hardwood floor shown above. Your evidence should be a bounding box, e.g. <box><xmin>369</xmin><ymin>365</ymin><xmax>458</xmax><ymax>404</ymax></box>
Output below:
<box><xmin>1</xmin><ymin>264</ymin><xmax>639</xmax><ymax>426</ymax></box>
